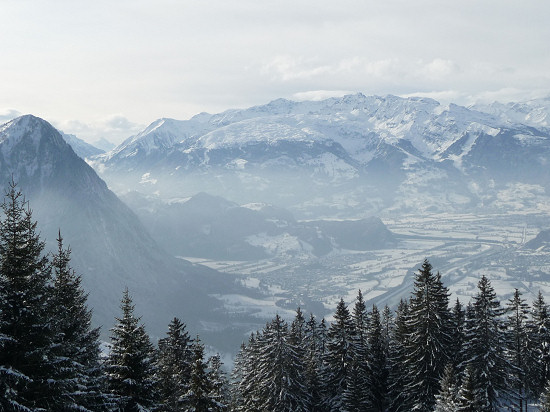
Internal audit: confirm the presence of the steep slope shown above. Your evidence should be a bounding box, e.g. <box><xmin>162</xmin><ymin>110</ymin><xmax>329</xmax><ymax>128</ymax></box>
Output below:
<box><xmin>525</xmin><ymin>229</ymin><xmax>550</xmax><ymax>251</ymax></box>
<box><xmin>61</xmin><ymin>132</ymin><xmax>105</xmax><ymax>159</ymax></box>
<box><xmin>0</xmin><ymin>115</ymin><xmax>243</xmax><ymax>345</ymax></box>
<box><xmin>92</xmin><ymin>94</ymin><xmax>550</xmax><ymax>217</ymax></box>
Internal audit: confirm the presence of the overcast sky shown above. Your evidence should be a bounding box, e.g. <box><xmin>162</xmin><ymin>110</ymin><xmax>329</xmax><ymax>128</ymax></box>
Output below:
<box><xmin>1</xmin><ymin>0</ymin><xmax>549</xmax><ymax>145</ymax></box>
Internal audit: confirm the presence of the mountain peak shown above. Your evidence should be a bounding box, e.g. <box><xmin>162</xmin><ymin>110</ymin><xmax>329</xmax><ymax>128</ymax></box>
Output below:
<box><xmin>1</xmin><ymin>114</ymin><xmax>49</xmax><ymax>134</ymax></box>
<box><xmin>0</xmin><ymin>114</ymin><xmax>67</xmax><ymax>151</ymax></box>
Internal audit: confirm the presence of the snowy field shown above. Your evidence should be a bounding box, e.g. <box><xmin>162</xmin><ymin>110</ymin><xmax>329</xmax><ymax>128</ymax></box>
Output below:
<box><xmin>185</xmin><ymin>211</ymin><xmax>550</xmax><ymax>322</ymax></box>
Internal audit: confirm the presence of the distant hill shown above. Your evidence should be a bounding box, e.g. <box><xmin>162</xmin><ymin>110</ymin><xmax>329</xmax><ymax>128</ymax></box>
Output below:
<box><xmin>525</xmin><ymin>229</ymin><xmax>550</xmax><ymax>251</ymax></box>
<box><xmin>121</xmin><ymin>191</ymin><xmax>396</xmax><ymax>261</ymax></box>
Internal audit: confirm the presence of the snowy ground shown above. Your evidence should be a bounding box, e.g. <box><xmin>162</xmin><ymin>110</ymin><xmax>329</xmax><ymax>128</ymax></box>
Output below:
<box><xmin>183</xmin><ymin>211</ymin><xmax>550</xmax><ymax>322</ymax></box>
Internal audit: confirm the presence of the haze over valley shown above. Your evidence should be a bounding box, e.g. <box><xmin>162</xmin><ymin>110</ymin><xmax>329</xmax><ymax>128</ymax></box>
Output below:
<box><xmin>2</xmin><ymin>93</ymin><xmax>549</xmax><ymax>355</ymax></box>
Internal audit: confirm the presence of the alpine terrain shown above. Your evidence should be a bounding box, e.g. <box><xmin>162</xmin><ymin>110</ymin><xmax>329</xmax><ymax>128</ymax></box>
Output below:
<box><xmin>87</xmin><ymin>94</ymin><xmax>550</xmax><ymax>319</ymax></box>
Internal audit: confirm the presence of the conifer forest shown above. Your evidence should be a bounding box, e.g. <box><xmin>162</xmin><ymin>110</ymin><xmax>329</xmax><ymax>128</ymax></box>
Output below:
<box><xmin>3</xmin><ymin>183</ymin><xmax>550</xmax><ymax>411</ymax></box>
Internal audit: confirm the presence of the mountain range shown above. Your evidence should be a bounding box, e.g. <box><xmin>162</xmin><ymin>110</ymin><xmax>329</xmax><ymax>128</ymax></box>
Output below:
<box><xmin>90</xmin><ymin>94</ymin><xmax>550</xmax><ymax>219</ymax></box>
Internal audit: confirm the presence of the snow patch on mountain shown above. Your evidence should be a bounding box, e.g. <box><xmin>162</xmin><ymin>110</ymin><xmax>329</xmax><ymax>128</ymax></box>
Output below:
<box><xmin>472</xmin><ymin>97</ymin><xmax>550</xmax><ymax>129</ymax></box>
<box><xmin>0</xmin><ymin>115</ymin><xmax>53</xmax><ymax>157</ymax></box>
<box><xmin>246</xmin><ymin>232</ymin><xmax>314</xmax><ymax>257</ymax></box>
<box><xmin>196</xmin><ymin>117</ymin><xmax>326</xmax><ymax>151</ymax></box>
<box><xmin>305</xmin><ymin>152</ymin><xmax>359</xmax><ymax>180</ymax></box>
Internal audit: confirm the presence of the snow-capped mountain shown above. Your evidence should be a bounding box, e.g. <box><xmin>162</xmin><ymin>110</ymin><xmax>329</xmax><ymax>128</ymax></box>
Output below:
<box><xmin>472</xmin><ymin>97</ymin><xmax>550</xmax><ymax>130</ymax></box>
<box><xmin>60</xmin><ymin>131</ymin><xmax>105</xmax><ymax>159</ymax></box>
<box><xmin>91</xmin><ymin>94</ymin><xmax>550</xmax><ymax>218</ymax></box>
<box><xmin>0</xmin><ymin>115</ymin><xmax>249</xmax><ymax>347</ymax></box>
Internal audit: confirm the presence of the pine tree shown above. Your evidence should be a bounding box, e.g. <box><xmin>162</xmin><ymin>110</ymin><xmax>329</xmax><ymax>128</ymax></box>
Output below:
<box><xmin>232</xmin><ymin>332</ymin><xmax>261</xmax><ymax>411</ymax></box>
<box><xmin>206</xmin><ymin>354</ymin><xmax>229</xmax><ymax>411</ymax></box>
<box><xmin>290</xmin><ymin>307</ymin><xmax>306</xmax><ymax>347</ymax></box>
<box><xmin>50</xmin><ymin>232</ymin><xmax>110</xmax><ymax>411</ymax></box>
<box><xmin>181</xmin><ymin>336</ymin><xmax>218</xmax><ymax>412</ymax></box>
<box><xmin>541</xmin><ymin>379</ymin><xmax>550</xmax><ymax>412</ymax></box>
<box><xmin>461</xmin><ymin>275</ymin><xmax>511</xmax><ymax>411</ymax></box>
<box><xmin>527</xmin><ymin>290</ymin><xmax>550</xmax><ymax>399</ymax></box>
<box><xmin>303</xmin><ymin>313</ymin><xmax>326</xmax><ymax>412</ymax></box>
<box><xmin>456</xmin><ymin>364</ymin><xmax>482</xmax><ymax>412</ymax></box>
<box><xmin>0</xmin><ymin>181</ymin><xmax>57</xmax><ymax>410</ymax></box>
<box><xmin>352</xmin><ymin>290</ymin><xmax>368</xmax><ymax>351</ymax></box>
<box><xmin>229</xmin><ymin>341</ymin><xmax>249</xmax><ymax>412</ymax></box>
<box><xmin>322</xmin><ymin>298</ymin><xmax>355</xmax><ymax>411</ymax></box>
<box><xmin>505</xmin><ymin>288</ymin><xmax>530</xmax><ymax>411</ymax></box>
<box><xmin>342</xmin><ymin>290</ymin><xmax>370</xmax><ymax>411</ymax></box>
<box><xmin>388</xmin><ymin>299</ymin><xmax>413</xmax><ymax>412</ymax></box>
<box><xmin>403</xmin><ymin>260</ymin><xmax>452</xmax><ymax>411</ymax></box>
<box><xmin>342</xmin><ymin>357</ymin><xmax>367</xmax><ymax>412</ymax></box>
<box><xmin>156</xmin><ymin>317</ymin><xmax>193</xmax><ymax>411</ymax></box>
<box><xmin>106</xmin><ymin>288</ymin><xmax>157</xmax><ymax>411</ymax></box>
<box><xmin>289</xmin><ymin>307</ymin><xmax>308</xmax><ymax>397</ymax></box>
<box><xmin>255</xmin><ymin>314</ymin><xmax>308</xmax><ymax>411</ymax></box>
<box><xmin>381</xmin><ymin>304</ymin><xmax>393</xmax><ymax>356</ymax></box>
<box><xmin>366</xmin><ymin>304</ymin><xmax>389</xmax><ymax>411</ymax></box>
<box><xmin>450</xmin><ymin>298</ymin><xmax>466</xmax><ymax>371</ymax></box>
<box><xmin>433</xmin><ymin>363</ymin><xmax>458</xmax><ymax>412</ymax></box>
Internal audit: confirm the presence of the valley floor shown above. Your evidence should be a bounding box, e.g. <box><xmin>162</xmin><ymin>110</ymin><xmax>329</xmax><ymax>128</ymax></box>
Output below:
<box><xmin>182</xmin><ymin>211</ymin><xmax>550</xmax><ymax>322</ymax></box>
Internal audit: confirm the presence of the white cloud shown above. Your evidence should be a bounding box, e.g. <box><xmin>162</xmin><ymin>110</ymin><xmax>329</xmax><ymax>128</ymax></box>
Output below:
<box><xmin>262</xmin><ymin>56</ymin><xmax>332</xmax><ymax>82</ymax></box>
<box><xmin>292</xmin><ymin>90</ymin><xmax>355</xmax><ymax>101</ymax></box>
<box><xmin>0</xmin><ymin>109</ymin><xmax>22</xmax><ymax>123</ymax></box>
<box><xmin>52</xmin><ymin>115</ymin><xmax>145</xmax><ymax>146</ymax></box>
<box><xmin>421</xmin><ymin>59</ymin><xmax>460</xmax><ymax>78</ymax></box>
<box><xmin>0</xmin><ymin>1</ymin><xmax>548</xmax><ymax>130</ymax></box>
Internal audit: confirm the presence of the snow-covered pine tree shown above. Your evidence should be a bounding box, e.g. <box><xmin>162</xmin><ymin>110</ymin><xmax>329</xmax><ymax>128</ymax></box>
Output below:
<box><xmin>156</xmin><ymin>317</ymin><xmax>193</xmax><ymax>411</ymax></box>
<box><xmin>505</xmin><ymin>288</ymin><xmax>530</xmax><ymax>411</ymax></box>
<box><xmin>541</xmin><ymin>379</ymin><xmax>550</xmax><ymax>412</ymax></box>
<box><xmin>461</xmin><ymin>275</ymin><xmax>511</xmax><ymax>411</ymax></box>
<box><xmin>50</xmin><ymin>232</ymin><xmax>110</xmax><ymax>411</ymax></box>
<box><xmin>231</xmin><ymin>332</ymin><xmax>261</xmax><ymax>411</ymax></box>
<box><xmin>366</xmin><ymin>304</ymin><xmax>389</xmax><ymax>411</ymax></box>
<box><xmin>303</xmin><ymin>313</ymin><xmax>326</xmax><ymax>412</ymax></box>
<box><xmin>527</xmin><ymin>290</ymin><xmax>550</xmax><ymax>399</ymax></box>
<box><xmin>450</xmin><ymin>298</ymin><xmax>466</xmax><ymax>372</ymax></box>
<box><xmin>106</xmin><ymin>288</ymin><xmax>158</xmax><ymax>411</ymax></box>
<box><xmin>229</xmin><ymin>342</ymin><xmax>247</xmax><ymax>411</ymax></box>
<box><xmin>255</xmin><ymin>314</ymin><xmax>309</xmax><ymax>411</ymax></box>
<box><xmin>342</xmin><ymin>357</ymin><xmax>367</xmax><ymax>412</ymax></box>
<box><xmin>322</xmin><ymin>298</ymin><xmax>355</xmax><ymax>411</ymax></box>
<box><xmin>206</xmin><ymin>353</ymin><xmax>229</xmax><ymax>411</ymax></box>
<box><xmin>0</xmin><ymin>181</ymin><xmax>56</xmax><ymax>410</ymax></box>
<box><xmin>381</xmin><ymin>304</ymin><xmax>393</xmax><ymax>355</ymax></box>
<box><xmin>388</xmin><ymin>299</ymin><xmax>414</xmax><ymax>412</ymax></box>
<box><xmin>318</xmin><ymin>317</ymin><xmax>328</xmax><ymax>357</ymax></box>
<box><xmin>181</xmin><ymin>336</ymin><xmax>218</xmax><ymax>412</ymax></box>
<box><xmin>342</xmin><ymin>290</ymin><xmax>370</xmax><ymax>411</ymax></box>
<box><xmin>403</xmin><ymin>260</ymin><xmax>452</xmax><ymax>411</ymax></box>
<box><xmin>352</xmin><ymin>290</ymin><xmax>368</xmax><ymax>351</ymax></box>
<box><xmin>456</xmin><ymin>364</ymin><xmax>482</xmax><ymax>412</ymax></box>
<box><xmin>290</xmin><ymin>307</ymin><xmax>306</xmax><ymax>347</ymax></box>
<box><xmin>433</xmin><ymin>363</ymin><xmax>458</xmax><ymax>412</ymax></box>
<box><xmin>289</xmin><ymin>308</ymin><xmax>307</xmax><ymax>389</ymax></box>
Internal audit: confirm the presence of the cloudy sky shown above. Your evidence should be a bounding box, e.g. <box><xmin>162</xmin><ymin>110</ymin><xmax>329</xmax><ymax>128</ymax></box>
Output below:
<box><xmin>1</xmin><ymin>0</ymin><xmax>549</xmax><ymax>145</ymax></box>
